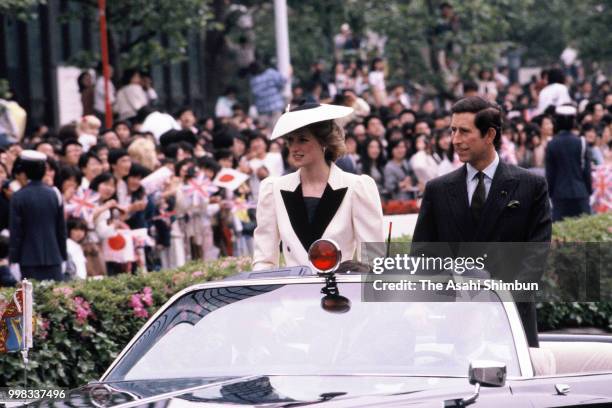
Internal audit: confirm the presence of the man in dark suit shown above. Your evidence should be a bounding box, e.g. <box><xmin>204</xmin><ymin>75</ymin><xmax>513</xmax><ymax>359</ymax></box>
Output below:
<box><xmin>413</xmin><ymin>96</ymin><xmax>552</xmax><ymax>347</ymax></box>
<box><xmin>9</xmin><ymin>150</ymin><xmax>67</xmax><ymax>281</ymax></box>
<box><xmin>545</xmin><ymin>105</ymin><xmax>592</xmax><ymax>221</ymax></box>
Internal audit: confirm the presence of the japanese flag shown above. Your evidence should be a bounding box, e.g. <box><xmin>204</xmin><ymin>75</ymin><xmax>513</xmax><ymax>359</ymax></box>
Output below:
<box><xmin>102</xmin><ymin>231</ymin><xmax>136</xmax><ymax>263</ymax></box>
<box><xmin>213</xmin><ymin>168</ymin><xmax>249</xmax><ymax>191</ymax></box>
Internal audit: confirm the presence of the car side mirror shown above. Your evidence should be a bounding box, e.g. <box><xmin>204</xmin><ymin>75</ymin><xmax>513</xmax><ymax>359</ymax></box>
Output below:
<box><xmin>445</xmin><ymin>361</ymin><xmax>506</xmax><ymax>407</ymax></box>
<box><xmin>469</xmin><ymin>360</ymin><xmax>507</xmax><ymax>387</ymax></box>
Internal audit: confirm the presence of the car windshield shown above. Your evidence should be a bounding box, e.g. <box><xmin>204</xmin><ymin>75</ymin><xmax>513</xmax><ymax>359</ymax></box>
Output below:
<box><xmin>107</xmin><ymin>282</ymin><xmax>520</xmax><ymax>380</ymax></box>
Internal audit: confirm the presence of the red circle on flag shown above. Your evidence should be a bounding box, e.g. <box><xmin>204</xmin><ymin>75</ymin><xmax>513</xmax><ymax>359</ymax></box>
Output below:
<box><xmin>219</xmin><ymin>174</ymin><xmax>235</xmax><ymax>182</ymax></box>
<box><xmin>108</xmin><ymin>234</ymin><xmax>126</xmax><ymax>250</ymax></box>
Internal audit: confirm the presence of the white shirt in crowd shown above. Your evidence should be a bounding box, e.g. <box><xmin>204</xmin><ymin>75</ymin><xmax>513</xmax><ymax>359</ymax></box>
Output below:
<box><xmin>215</xmin><ymin>96</ymin><xmax>236</xmax><ymax>118</ymax></box>
<box><xmin>66</xmin><ymin>239</ymin><xmax>87</xmax><ymax>279</ymax></box>
<box><xmin>115</xmin><ymin>84</ymin><xmax>149</xmax><ymax>120</ymax></box>
<box><xmin>368</xmin><ymin>70</ymin><xmax>386</xmax><ymax>91</ymax></box>
<box><xmin>248</xmin><ymin>152</ymin><xmax>285</xmax><ymax>178</ymax></box>
<box><xmin>141</xmin><ymin>111</ymin><xmax>181</xmax><ymax>142</ymax></box>
<box><xmin>410</xmin><ymin>151</ymin><xmax>439</xmax><ymax>185</ymax></box>
<box><xmin>536</xmin><ymin>83</ymin><xmax>572</xmax><ymax>115</ymax></box>
<box><xmin>116</xmin><ymin>178</ymin><xmax>130</xmax><ymax>206</ymax></box>
<box><xmin>94</xmin><ymin>76</ymin><xmax>116</xmax><ymax>113</ymax></box>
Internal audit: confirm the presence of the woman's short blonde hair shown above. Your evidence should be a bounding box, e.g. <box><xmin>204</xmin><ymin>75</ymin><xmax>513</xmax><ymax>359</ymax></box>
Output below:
<box><xmin>306</xmin><ymin>119</ymin><xmax>346</xmax><ymax>162</ymax></box>
<box><xmin>128</xmin><ymin>137</ymin><xmax>158</xmax><ymax>170</ymax></box>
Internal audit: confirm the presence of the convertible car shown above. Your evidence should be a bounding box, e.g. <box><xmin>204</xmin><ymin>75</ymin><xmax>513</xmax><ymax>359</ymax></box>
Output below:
<box><xmin>22</xmin><ymin>240</ymin><xmax>612</xmax><ymax>407</ymax></box>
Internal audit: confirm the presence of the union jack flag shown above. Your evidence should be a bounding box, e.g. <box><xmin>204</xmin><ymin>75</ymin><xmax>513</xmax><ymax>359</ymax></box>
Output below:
<box><xmin>182</xmin><ymin>175</ymin><xmax>218</xmax><ymax>202</ymax></box>
<box><xmin>229</xmin><ymin>198</ymin><xmax>256</xmax><ymax>212</ymax></box>
<box><xmin>67</xmin><ymin>188</ymin><xmax>100</xmax><ymax>220</ymax></box>
<box><xmin>591</xmin><ymin>164</ymin><xmax>612</xmax><ymax>214</ymax></box>
<box><xmin>228</xmin><ymin>198</ymin><xmax>256</xmax><ymax>223</ymax></box>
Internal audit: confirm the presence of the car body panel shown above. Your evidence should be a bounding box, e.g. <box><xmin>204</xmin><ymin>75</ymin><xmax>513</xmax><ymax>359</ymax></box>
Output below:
<box><xmin>21</xmin><ymin>272</ymin><xmax>612</xmax><ymax>408</ymax></box>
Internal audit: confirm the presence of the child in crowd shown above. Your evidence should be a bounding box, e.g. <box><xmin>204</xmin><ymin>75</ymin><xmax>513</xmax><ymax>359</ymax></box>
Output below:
<box><xmin>66</xmin><ymin>217</ymin><xmax>88</xmax><ymax>280</ymax></box>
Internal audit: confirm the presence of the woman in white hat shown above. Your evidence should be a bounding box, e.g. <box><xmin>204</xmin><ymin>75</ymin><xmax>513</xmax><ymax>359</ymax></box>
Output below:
<box><xmin>252</xmin><ymin>103</ymin><xmax>385</xmax><ymax>270</ymax></box>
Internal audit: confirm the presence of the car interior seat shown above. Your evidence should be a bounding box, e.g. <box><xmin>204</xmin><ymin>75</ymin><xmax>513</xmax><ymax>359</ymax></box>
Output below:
<box><xmin>535</xmin><ymin>342</ymin><xmax>612</xmax><ymax>375</ymax></box>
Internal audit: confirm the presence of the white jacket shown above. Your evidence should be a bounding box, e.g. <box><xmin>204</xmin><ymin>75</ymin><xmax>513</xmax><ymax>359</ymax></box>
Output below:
<box><xmin>253</xmin><ymin>163</ymin><xmax>385</xmax><ymax>270</ymax></box>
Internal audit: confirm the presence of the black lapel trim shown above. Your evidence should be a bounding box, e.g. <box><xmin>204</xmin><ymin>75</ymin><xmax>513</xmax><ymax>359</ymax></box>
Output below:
<box><xmin>475</xmin><ymin>162</ymin><xmax>519</xmax><ymax>239</ymax></box>
<box><xmin>280</xmin><ymin>184</ymin><xmax>348</xmax><ymax>253</ymax></box>
<box><xmin>281</xmin><ymin>185</ymin><xmax>312</xmax><ymax>253</ymax></box>
<box><xmin>311</xmin><ymin>184</ymin><xmax>348</xmax><ymax>245</ymax></box>
<box><xmin>444</xmin><ymin>166</ymin><xmax>472</xmax><ymax>240</ymax></box>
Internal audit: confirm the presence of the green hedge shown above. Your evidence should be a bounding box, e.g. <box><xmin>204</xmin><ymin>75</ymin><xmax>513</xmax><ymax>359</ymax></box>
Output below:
<box><xmin>540</xmin><ymin>213</ymin><xmax>612</xmax><ymax>331</ymax></box>
<box><xmin>395</xmin><ymin>214</ymin><xmax>612</xmax><ymax>332</ymax></box>
<box><xmin>0</xmin><ymin>214</ymin><xmax>610</xmax><ymax>388</ymax></box>
<box><xmin>0</xmin><ymin>258</ymin><xmax>248</xmax><ymax>388</ymax></box>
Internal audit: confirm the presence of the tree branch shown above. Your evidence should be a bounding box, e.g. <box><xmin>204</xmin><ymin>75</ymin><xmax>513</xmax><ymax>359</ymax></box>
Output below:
<box><xmin>119</xmin><ymin>30</ymin><xmax>158</xmax><ymax>53</ymax></box>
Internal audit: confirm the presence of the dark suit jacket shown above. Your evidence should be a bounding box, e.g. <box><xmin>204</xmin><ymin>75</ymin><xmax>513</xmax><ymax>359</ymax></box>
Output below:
<box><xmin>412</xmin><ymin>161</ymin><xmax>552</xmax><ymax>347</ymax></box>
<box><xmin>413</xmin><ymin>161</ymin><xmax>551</xmax><ymax>243</ymax></box>
<box><xmin>545</xmin><ymin>130</ymin><xmax>592</xmax><ymax>200</ymax></box>
<box><xmin>9</xmin><ymin>181</ymin><xmax>67</xmax><ymax>266</ymax></box>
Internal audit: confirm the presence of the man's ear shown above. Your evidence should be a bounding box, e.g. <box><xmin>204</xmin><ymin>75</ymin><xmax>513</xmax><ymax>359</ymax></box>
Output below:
<box><xmin>485</xmin><ymin>127</ymin><xmax>496</xmax><ymax>145</ymax></box>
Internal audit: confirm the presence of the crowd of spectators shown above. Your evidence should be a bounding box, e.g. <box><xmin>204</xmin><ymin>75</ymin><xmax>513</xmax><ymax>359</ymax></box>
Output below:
<box><xmin>0</xmin><ymin>51</ymin><xmax>611</xmax><ymax>285</ymax></box>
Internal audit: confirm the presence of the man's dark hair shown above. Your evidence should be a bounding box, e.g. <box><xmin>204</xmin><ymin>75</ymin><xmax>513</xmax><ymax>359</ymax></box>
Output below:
<box><xmin>108</xmin><ymin>148</ymin><xmax>129</xmax><ymax>165</ymax></box>
<box><xmin>175</xmin><ymin>106</ymin><xmax>194</xmax><ymax>119</ymax></box>
<box><xmin>112</xmin><ymin>120</ymin><xmax>131</xmax><ymax>131</ymax></box>
<box><xmin>127</xmin><ymin>162</ymin><xmax>151</xmax><ymax>179</ymax></box>
<box><xmin>547</xmin><ymin>68</ymin><xmax>565</xmax><ymax>85</ymax></box>
<box><xmin>90</xmin><ymin>172</ymin><xmax>115</xmax><ymax>192</ymax></box>
<box><xmin>581</xmin><ymin>123</ymin><xmax>596</xmax><ymax>133</ymax></box>
<box><xmin>554</xmin><ymin>112</ymin><xmax>576</xmax><ymax>132</ymax></box>
<box><xmin>57</xmin><ymin>124</ymin><xmax>79</xmax><ymax>142</ymax></box>
<box><xmin>78</xmin><ymin>152</ymin><xmax>102</xmax><ymax>170</ymax></box>
<box><xmin>196</xmin><ymin>156</ymin><xmax>220</xmax><ymax>176</ymax></box>
<box><xmin>451</xmin><ymin>96</ymin><xmax>502</xmax><ymax>149</ymax></box>
<box><xmin>177</xmin><ymin>141</ymin><xmax>194</xmax><ymax>154</ymax></box>
<box><xmin>120</xmin><ymin>68</ymin><xmax>139</xmax><ymax>87</ymax></box>
<box><xmin>67</xmin><ymin>217</ymin><xmax>88</xmax><ymax>234</ymax></box>
<box><xmin>54</xmin><ymin>165</ymin><xmax>82</xmax><ymax>190</ymax></box>
<box><xmin>463</xmin><ymin>80</ymin><xmax>479</xmax><ymax>94</ymax></box>
<box><xmin>214</xmin><ymin>148</ymin><xmax>233</xmax><ymax>162</ymax></box>
<box><xmin>61</xmin><ymin>139</ymin><xmax>82</xmax><ymax>156</ymax></box>
<box><xmin>363</xmin><ymin>115</ymin><xmax>381</xmax><ymax>129</ymax></box>
<box><xmin>34</xmin><ymin>140</ymin><xmax>56</xmax><ymax>152</ymax></box>
<box><xmin>23</xmin><ymin>160</ymin><xmax>46</xmax><ymax>181</ymax></box>
<box><xmin>400</xmin><ymin>108</ymin><xmax>417</xmax><ymax>117</ymax></box>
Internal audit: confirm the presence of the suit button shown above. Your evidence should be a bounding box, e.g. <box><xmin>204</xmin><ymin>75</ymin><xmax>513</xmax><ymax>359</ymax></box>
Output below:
<box><xmin>287</xmin><ymin>246</ymin><xmax>291</xmax><ymax>252</ymax></box>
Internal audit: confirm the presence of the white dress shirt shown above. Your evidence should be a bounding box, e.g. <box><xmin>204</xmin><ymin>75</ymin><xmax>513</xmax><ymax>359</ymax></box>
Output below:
<box><xmin>536</xmin><ymin>83</ymin><xmax>572</xmax><ymax>115</ymax></box>
<box><xmin>466</xmin><ymin>152</ymin><xmax>499</xmax><ymax>205</ymax></box>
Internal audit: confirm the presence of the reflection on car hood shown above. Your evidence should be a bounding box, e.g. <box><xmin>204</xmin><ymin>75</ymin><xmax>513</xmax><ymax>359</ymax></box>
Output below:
<box><xmin>24</xmin><ymin>375</ymin><xmax>500</xmax><ymax>407</ymax></box>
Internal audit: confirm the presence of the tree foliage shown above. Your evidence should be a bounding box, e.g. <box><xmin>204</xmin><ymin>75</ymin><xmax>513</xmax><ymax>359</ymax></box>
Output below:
<box><xmin>251</xmin><ymin>0</ymin><xmax>610</xmax><ymax>91</ymax></box>
<box><xmin>60</xmin><ymin>0</ymin><xmax>213</xmax><ymax>70</ymax></box>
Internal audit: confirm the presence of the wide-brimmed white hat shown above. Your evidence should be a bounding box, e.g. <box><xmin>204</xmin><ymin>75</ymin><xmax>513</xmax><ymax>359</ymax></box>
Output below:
<box><xmin>270</xmin><ymin>103</ymin><xmax>354</xmax><ymax>140</ymax></box>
